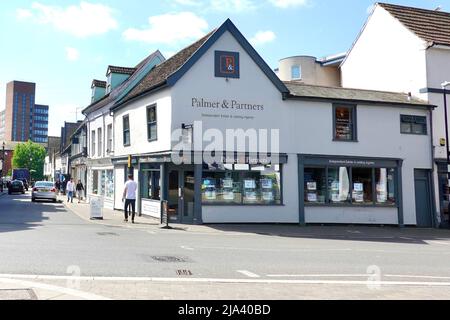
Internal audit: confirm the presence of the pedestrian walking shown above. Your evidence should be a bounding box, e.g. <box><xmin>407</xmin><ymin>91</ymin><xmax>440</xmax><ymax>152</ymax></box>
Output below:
<box><xmin>122</xmin><ymin>174</ymin><xmax>138</xmax><ymax>224</ymax></box>
<box><xmin>76</xmin><ymin>180</ymin><xmax>85</xmax><ymax>203</ymax></box>
<box><xmin>55</xmin><ymin>180</ymin><xmax>61</xmax><ymax>194</ymax></box>
<box><xmin>66</xmin><ymin>178</ymin><xmax>75</xmax><ymax>203</ymax></box>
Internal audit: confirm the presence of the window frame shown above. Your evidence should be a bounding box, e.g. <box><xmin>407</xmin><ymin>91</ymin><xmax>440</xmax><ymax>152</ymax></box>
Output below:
<box><xmin>91</xmin><ymin>130</ymin><xmax>96</xmax><ymax>157</ymax></box>
<box><xmin>304</xmin><ymin>166</ymin><xmax>398</xmax><ymax>208</ymax></box>
<box><xmin>333</xmin><ymin>104</ymin><xmax>358</xmax><ymax>142</ymax></box>
<box><xmin>123</xmin><ymin>115</ymin><xmax>131</xmax><ymax>147</ymax></box>
<box><xmin>146</xmin><ymin>104</ymin><xmax>158</xmax><ymax>142</ymax></box>
<box><xmin>107</xmin><ymin>124</ymin><xmax>113</xmax><ymax>153</ymax></box>
<box><xmin>202</xmin><ymin>164</ymin><xmax>284</xmax><ymax>206</ymax></box>
<box><xmin>97</xmin><ymin>127</ymin><xmax>102</xmax><ymax>157</ymax></box>
<box><xmin>400</xmin><ymin>115</ymin><xmax>428</xmax><ymax>135</ymax></box>
<box><xmin>291</xmin><ymin>65</ymin><xmax>301</xmax><ymax>80</ymax></box>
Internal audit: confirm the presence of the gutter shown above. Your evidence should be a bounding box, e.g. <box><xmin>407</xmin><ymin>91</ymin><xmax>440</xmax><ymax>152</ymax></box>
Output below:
<box><xmin>285</xmin><ymin>94</ymin><xmax>436</xmax><ymax>109</ymax></box>
<box><xmin>110</xmin><ymin>82</ymin><xmax>169</xmax><ymax>114</ymax></box>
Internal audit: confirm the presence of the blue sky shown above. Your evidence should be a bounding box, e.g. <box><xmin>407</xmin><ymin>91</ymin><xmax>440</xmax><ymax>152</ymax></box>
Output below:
<box><xmin>0</xmin><ymin>0</ymin><xmax>445</xmax><ymax>136</ymax></box>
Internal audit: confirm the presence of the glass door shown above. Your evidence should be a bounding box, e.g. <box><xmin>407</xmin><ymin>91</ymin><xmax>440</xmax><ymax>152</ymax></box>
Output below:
<box><xmin>182</xmin><ymin>171</ymin><xmax>195</xmax><ymax>223</ymax></box>
<box><xmin>168</xmin><ymin>170</ymin><xmax>179</xmax><ymax>222</ymax></box>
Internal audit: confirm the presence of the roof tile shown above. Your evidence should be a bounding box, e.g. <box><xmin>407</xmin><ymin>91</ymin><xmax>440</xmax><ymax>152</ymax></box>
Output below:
<box><xmin>379</xmin><ymin>2</ymin><xmax>450</xmax><ymax>46</ymax></box>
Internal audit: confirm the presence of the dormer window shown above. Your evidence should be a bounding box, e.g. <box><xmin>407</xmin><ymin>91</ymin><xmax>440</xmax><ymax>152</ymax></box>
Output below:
<box><xmin>91</xmin><ymin>80</ymin><xmax>107</xmax><ymax>103</ymax></box>
<box><xmin>291</xmin><ymin>66</ymin><xmax>301</xmax><ymax>80</ymax></box>
<box><xmin>106</xmin><ymin>66</ymin><xmax>136</xmax><ymax>94</ymax></box>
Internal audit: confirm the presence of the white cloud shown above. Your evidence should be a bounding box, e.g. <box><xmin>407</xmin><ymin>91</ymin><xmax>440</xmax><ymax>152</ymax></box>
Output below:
<box><xmin>123</xmin><ymin>12</ymin><xmax>209</xmax><ymax>45</ymax></box>
<box><xmin>250</xmin><ymin>30</ymin><xmax>276</xmax><ymax>46</ymax></box>
<box><xmin>209</xmin><ymin>0</ymin><xmax>257</xmax><ymax>12</ymax></box>
<box><xmin>16</xmin><ymin>8</ymin><xmax>33</xmax><ymax>20</ymax></box>
<box><xmin>173</xmin><ymin>0</ymin><xmax>202</xmax><ymax>6</ymax></box>
<box><xmin>269</xmin><ymin>0</ymin><xmax>308</xmax><ymax>8</ymax></box>
<box><xmin>17</xmin><ymin>1</ymin><xmax>118</xmax><ymax>38</ymax></box>
<box><xmin>65</xmin><ymin>47</ymin><xmax>80</xmax><ymax>61</ymax></box>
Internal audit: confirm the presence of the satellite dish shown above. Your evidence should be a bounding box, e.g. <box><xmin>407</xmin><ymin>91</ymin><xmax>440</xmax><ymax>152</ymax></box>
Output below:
<box><xmin>435</xmin><ymin>5</ymin><xmax>442</xmax><ymax>11</ymax></box>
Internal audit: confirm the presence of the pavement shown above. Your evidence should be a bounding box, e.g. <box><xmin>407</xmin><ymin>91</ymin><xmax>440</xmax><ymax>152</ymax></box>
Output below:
<box><xmin>1</xmin><ymin>192</ymin><xmax>450</xmax><ymax>300</ymax></box>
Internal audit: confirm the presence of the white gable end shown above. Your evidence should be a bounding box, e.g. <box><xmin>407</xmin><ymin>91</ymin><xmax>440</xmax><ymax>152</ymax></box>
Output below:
<box><xmin>171</xmin><ymin>30</ymin><xmax>286</xmax><ymax>149</ymax></box>
<box><xmin>341</xmin><ymin>5</ymin><xmax>428</xmax><ymax>96</ymax></box>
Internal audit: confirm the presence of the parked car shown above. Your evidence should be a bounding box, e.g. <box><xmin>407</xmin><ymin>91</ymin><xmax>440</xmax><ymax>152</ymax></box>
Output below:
<box><xmin>8</xmin><ymin>180</ymin><xmax>25</xmax><ymax>195</ymax></box>
<box><xmin>32</xmin><ymin>181</ymin><xmax>57</xmax><ymax>203</ymax></box>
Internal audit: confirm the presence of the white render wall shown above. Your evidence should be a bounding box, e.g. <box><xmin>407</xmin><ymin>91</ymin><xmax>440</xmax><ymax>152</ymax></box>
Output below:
<box><xmin>113</xmin><ymin>89</ymin><xmax>172</xmax><ymax>157</ymax></box>
<box><xmin>341</xmin><ymin>6</ymin><xmax>428</xmax><ymax>96</ymax></box>
<box><xmin>169</xmin><ymin>29</ymin><xmax>432</xmax><ymax>225</ymax></box>
<box><xmin>86</xmin><ymin>109</ymin><xmax>114</xmax><ymax>159</ymax></box>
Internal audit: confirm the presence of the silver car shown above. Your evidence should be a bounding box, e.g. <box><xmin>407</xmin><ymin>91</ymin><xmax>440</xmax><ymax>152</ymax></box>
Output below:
<box><xmin>32</xmin><ymin>181</ymin><xmax>57</xmax><ymax>203</ymax></box>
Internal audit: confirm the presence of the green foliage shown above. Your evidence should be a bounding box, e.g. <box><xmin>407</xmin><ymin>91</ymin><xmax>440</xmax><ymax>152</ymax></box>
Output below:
<box><xmin>12</xmin><ymin>141</ymin><xmax>47</xmax><ymax>181</ymax></box>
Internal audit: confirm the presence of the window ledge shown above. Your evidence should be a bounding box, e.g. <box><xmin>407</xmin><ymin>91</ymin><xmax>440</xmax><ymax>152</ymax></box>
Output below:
<box><xmin>333</xmin><ymin>139</ymin><xmax>359</xmax><ymax>143</ymax></box>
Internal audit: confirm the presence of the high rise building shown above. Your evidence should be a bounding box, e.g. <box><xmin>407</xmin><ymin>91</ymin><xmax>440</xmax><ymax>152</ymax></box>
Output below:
<box><xmin>0</xmin><ymin>81</ymin><xmax>49</xmax><ymax>143</ymax></box>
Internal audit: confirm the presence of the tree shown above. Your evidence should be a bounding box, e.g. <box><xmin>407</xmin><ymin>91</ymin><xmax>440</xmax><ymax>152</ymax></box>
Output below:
<box><xmin>12</xmin><ymin>141</ymin><xmax>47</xmax><ymax>181</ymax></box>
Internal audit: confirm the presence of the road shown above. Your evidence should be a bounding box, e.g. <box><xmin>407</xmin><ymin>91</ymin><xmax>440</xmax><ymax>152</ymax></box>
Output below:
<box><xmin>0</xmin><ymin>192</ymin><xmax>450</xmax><ymax>299</ymax></box>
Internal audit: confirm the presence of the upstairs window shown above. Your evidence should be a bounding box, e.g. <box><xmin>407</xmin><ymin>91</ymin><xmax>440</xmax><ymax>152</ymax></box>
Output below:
<box><xmin>91</xmin><ymin>130</ymin><xmax>96</xmax><ymax>156</ymax></box>
<box><xmin>123</xmin><ymin>115</ymin><xmax>130</xmax><ymax>146</ymax></box>
<box><xmin>98</xmin><ymin>128</ymin><xmax>102</xmax><ymax>157</ymax></box>
<box><xmin>334</xmin><ymin>105</ymin><xmax>357</xmax><ymax>142</ymax></box>
<box><xmin>400</xmin><ymin>115</ymin><xmax>427</xmax><ymax>135</ymax></box>
<box><xmin>291</xmin><ymin>66</ymin><xmax>301</xmax><ymax>80</ymax></box>
<box><xmin>107</xmin><ymin>124</ymin><xmax>113</xmax><ymax>153</ymax></box>
<box><xmin>147</xmin><ymin>104</ymin><xmax>157</xmax><ymax>141</ymax></box>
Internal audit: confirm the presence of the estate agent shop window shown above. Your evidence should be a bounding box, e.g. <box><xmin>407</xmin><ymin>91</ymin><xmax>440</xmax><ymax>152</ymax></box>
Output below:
<box><xmin>202</xmin><ymin>164</ymin><xmax>282</xmax><ymax>205</ymax></box>
<box><xmin>304</xmin><ymin>166</ymin><xmax>397</xmax><ymax>206</ymax></box>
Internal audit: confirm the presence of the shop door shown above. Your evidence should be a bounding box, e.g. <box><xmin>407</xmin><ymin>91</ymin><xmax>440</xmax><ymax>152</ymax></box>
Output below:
<box><xmin>180</xmin><ymin>171</ymin><xmax>195</xmax><ymax>224</ymax></box>
<box><xmin>168</xmin><ymin>170</ymin><xmax>180</xmax><ymax>222</ymax></box>
<box><xmin>414</xmin><ymin>170</ymin><xmax>433</xmax><ymax>228</ymax></box>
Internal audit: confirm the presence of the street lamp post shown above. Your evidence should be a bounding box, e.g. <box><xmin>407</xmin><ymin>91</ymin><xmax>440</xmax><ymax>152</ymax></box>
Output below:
<box><xmin>442</xmin><ymin>81</ymin><xmax>450</xmax><ymax>228</ymax></box>
<box><xmin>1</xmin><ymin>142</ymin><xmax>5</xmax><ymax>175</ymax></box>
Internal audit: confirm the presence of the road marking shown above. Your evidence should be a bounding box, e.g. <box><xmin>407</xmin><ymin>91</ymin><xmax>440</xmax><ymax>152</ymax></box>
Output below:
<box><xmin>267</xmin><ymin>274</ymin><xmax>369</xmax><ymax>278</ymax></box>
<box><xmin>237</xmin><ymin>270</ymin><xmax>261</xmax><ymax>278</ymax></box>
<box><xmin>1</xmin><ymin>274</ymin><xmax>450</xmax><ymax>287</ymax></box>
<box><xmin>385</xmin><ymin>274</ymin><xmax>450</xmax><ymax>280</ymax></box>
<box><xmin>0</xmin><ymin>277</ymin><xmax>110</xmax><ymax>300</ymax></box>
<box><xmin>427</xmin><ymin>241</ymin><xmax>450</xmax><ymax>246</ymax></box>
<box><xmin>181</xmin><ymin>246</ymin><xmax>194</xmax><ymax>251</ymax></box>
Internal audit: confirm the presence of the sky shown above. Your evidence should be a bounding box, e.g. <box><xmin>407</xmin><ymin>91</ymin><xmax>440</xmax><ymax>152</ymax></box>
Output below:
<box><xmin>0</xmin><ymin>0</ymin><xmax>446</xmax><ymax>136</ymax></box>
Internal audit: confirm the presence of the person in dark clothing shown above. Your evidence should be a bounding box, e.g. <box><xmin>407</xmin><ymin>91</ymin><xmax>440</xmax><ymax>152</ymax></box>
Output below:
<box><xmin>76</xmin><ymin>180</ymin><xmax>85</xmax><ymax>203</ymax></box>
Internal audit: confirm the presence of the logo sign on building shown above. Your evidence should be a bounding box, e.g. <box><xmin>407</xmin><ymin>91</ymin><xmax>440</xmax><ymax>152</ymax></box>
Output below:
<box><xmin>215</xmin><ymin>51</ymin><xmax>240</xmax><ymax>79</ymax></box>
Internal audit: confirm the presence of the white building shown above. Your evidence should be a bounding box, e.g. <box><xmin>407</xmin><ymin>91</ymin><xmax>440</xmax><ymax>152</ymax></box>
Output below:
<box><xmin>340</xmin><ymin>2</ymin><xmax>450</xmax><ymax>227</ymax></box>
<box><xmin>83</xmin><ymin>51</ymin><xmax>165</xmax><ymax>209</ymax></box>
<box><xmin>107</xmin><ymin>19</ymin><xmax>434</xmax><ymax>227</ymax></box>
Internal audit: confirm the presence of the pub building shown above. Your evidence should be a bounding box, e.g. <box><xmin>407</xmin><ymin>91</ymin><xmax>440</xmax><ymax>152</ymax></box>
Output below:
<box><xmin>108</xmin><ymin>19</ymin><xmax>436</xmax><ymax>227</ymax></box>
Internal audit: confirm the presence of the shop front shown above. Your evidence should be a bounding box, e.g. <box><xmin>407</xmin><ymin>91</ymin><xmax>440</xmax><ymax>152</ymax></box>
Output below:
<box><xmin>86</xmin><ymin>158</ymin><xmax>114</xmax><ymax>209</ymax></box>
<box><xmin>133</xmin><ymin>152</ymin><xmax>291</xmax><ymax>224</ymax></box>
<box><xmin>299</xmin><ymin>155</ymin><xmax>403</xmax><ymax>226</ymax></box>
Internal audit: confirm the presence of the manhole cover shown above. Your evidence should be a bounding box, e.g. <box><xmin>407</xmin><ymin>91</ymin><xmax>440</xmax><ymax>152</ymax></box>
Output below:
<box><xmin>151</xmin><ymin>256</ymin><xmax>190</xmax><ymax>263</ymax></box>
<box><xmin>0</xmin><ymin>289</ymin><xmax>37</xmax><ymax>300</ymax></box>
<box><xmin>97</xmin><ymin>232</ymin><xmax>119</xmax><ymax>236</ymax></box>
<box><xmin>177</xmin><ymin>270</ymin><xmax>193</xmax><ymax>276</ymax></box>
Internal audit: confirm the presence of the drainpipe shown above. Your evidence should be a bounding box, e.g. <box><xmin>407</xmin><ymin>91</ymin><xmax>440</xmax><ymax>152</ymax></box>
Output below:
<box><xmin>429</xmin><ymin>108</ymin><xmax>438</xmax><ymax>228</ymax></box>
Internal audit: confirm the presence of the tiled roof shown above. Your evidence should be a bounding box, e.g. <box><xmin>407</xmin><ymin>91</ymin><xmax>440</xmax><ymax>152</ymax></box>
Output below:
<box><xmin>379</xmin><ymin>2</ymin><xmax>450</xmax><ymax>46</ymax></box>
<box><xmin>91</xmin><ymin>80</ymin><xmax>106</xmax><ymax>88</ymax></box>
<box><xmin>83</xmin><ymin>51</ymin><xmax>163</xmax><ymax>115</ymax></box>
<box><xmin>285</xmin><ymin>82</ymin><xmax>431</xmax><ymax>107</ymax></box>
<box><xmin>119</xmin><ymin>31</ymin><xmax>215</xmax><ymax>105</ymax></box>
<box><xmin>107</xmin><ymin>66</ymin><xmax>136</xmax><ymax>75</ymax></box>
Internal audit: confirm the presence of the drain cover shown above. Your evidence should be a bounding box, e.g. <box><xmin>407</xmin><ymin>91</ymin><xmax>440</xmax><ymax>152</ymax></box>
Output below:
<box><xmin>177</xmin><ymin>270</ymin><xmax>193</xmax><ymax>276</ymax></box>
<box><xmin>97</xmin><ymin>232</ymin><xmax>119</xmax><ymax>236</ymax></box>
<box><xmin>151</xmin><ymin>256</ymin><xmax>190</xmax><ymax>263</ymax></box>
<box><xmin>0</xmin><ymin>289</ymin><xmax>37</xmax><ymax>300</ymax></box>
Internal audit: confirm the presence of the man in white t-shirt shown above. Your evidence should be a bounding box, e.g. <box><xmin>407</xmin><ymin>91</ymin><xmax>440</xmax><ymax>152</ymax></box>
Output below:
<box><xmin>66</xmin><ymin>178</ymin><xmax>75</xmax><ymax>203</ymax></box>
<box><xmin>123</xmin><ymin>174</ymin><xmax>138</xmax><ymax>223</ymax></box>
